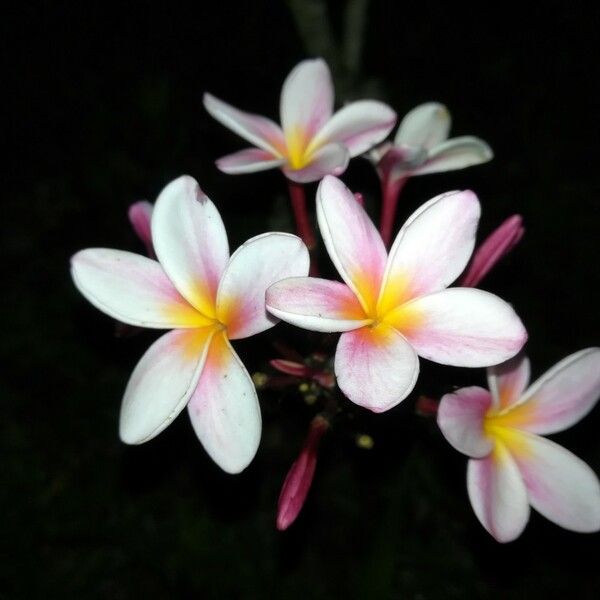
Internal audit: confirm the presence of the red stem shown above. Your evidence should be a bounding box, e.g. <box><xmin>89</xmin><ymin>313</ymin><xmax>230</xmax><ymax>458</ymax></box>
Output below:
<box><xmin>379</xmin><ymin>176</ymin><xmax>407</xmax><ymax>248</ymax></box>
<box><xmin>288</xmin><ymin>181</ymin><xmax>316</xmax><ymax>251</ymax></box>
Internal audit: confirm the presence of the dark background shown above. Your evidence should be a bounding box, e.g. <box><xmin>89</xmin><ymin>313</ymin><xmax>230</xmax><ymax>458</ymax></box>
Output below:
<box><xmin>3</xmin><ymin>1</ymin><xmax>599</xmax><ymax>598</ymax></box>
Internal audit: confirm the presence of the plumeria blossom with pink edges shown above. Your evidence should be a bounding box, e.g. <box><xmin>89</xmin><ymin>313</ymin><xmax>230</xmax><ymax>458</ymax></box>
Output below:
<box><xmin>128</xmin><ymin>200</ymin><xmax>154</xmax><ymax>257</ymax></box>
<box><xmin>204</xmin><ymin>58</ymin><xmax>397</xmax><ymax>183</ymax></box>
<box><xmin>438</xmin><ymin>349</ymin><xmax>600</xmax><ymax>542</ymax></box>
<box><xmin>373</xmin><ymin>102</ymin><xmax>493</xmax><ymax>184</ymax></box>
<box><xmin>71</xmin><ymin>175</ymin><xmax>310</xmax><ymax>473</ymax></box>
<box><xmin>266</xmin><ymin>175</ymin><xmax>527</xmax><ymax>412</ymax></box>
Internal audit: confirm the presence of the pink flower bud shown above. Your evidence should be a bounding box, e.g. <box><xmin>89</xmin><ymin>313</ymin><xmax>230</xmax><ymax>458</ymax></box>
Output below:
<box><xmin>128</xmin><ymin>201</ymin><xmax>155</xmax><ymax>258</ymax></box>
<box><xmin>354</xmin><ymin>192</ymin><xmax>365</xmax><ymax>206</ymax></box>
<box><xmin>276</xmin><ymin>416</ymin><xmax>329</xmax><ymax>531</ymax></box>
<box><xmin>459</xmin><ymin>215</ymin><xmax>524</xmax><ymax>287</ymax></box>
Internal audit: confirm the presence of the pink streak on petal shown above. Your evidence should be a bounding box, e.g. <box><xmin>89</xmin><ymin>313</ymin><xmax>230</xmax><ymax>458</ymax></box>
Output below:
<box><xmin>128</xmin><ymin>201</ymin><xmax>155</xmax><ymax>257</ymax></box>
<box><xmin>459</xmin><ymin>215</ymin><xmax>524</xmax><ymax>287</ymax></box>
<box><xmin>276</xmin><ymin>416</ymin><xmax>329</xmax><ymax>531</ymax></box>
<box><xmin>487</xmin><ymin>353</ymin><xmax>531</xmax><ymax>411</ymax></box>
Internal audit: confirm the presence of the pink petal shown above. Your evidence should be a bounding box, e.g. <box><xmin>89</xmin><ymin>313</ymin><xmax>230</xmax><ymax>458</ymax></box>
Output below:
<box><xmin>203</xmin><ymin>93</ymin><xmax>285</xmax><ymax>156</ymax></box>
<box><xmin>152</xmin><ymin>175</ymin><xmax>229</xmax><ymax>319</ymax></box>
<box><xmin>187</xmin><ymin>331</ymin><xmax>261</xmax><ymax>474</ymax></box>
<box><xmin>513</xmin><ymin>348</ymin><xmax>600</xmax><ymax>435</ymax></box>
<box><xmin>467</xmin><ymin>444</ymin><xmax>530</xmax><ymax>543</ymax></box>
<box><xmin>316</xmin><ymin>176</ymin><xmax>387</xmax><ymax>314</ymax></box>
<box><xmin>394</xmin><ymin>102</ymin><xmax>451</xmax><ymax>149</ymax></box>
<box><xmin>280</xmin><ymin>59</ymin><xmax>334</xmax><ymax>142</ymax></box>
<box><xmin>266</xmin><ymin>277</ymin><xmax>370</xmax><ymax>332</ymax></box>
<box><xmin>415</xmin><ymin>136</ymin><xmax>493</xmax><ymax>175</ymax></box>
<box><xmin>277</xmin><ymin>416</ymin><xmax>329</xmax><ymax>530</ymax></box>
<box><xmin>119</xmin><ymin>326</ymin><xmax>217</xmax><ymax>444</ymax></box>
<box><xmin>378</xmin><ymin>190</ymin><xmax>481</xmax><ymax>314</ymax></box>
<box><xmin>389</xmin><ymin>288</ymin><xmax>527</xmax><ymax>367</ymax></box>
<box><xmin>459</xmin><ymin>215</ymin><xmax>524</xmax><ymax>287</ymax></box>
<box><xmin>335</xmin><ymin>324</ymin><xmax>419</xmax><ymax>412</ymax></box>
<box><xmin>71</xmin><ymin>249</ymin><xmax>211</xmax><ymax>328</ymax></box>
<box><xmin>216</xmin><ymin>233</ymin><xmax>310</xmax><ymax>340</ymax></box>
<box><xmin>309</xmin><ymin>100</ymin><xmax>397</xmax><ymax>157</ymax></box>
<box><xmin>215</xmin><ymin>148</ymin><xmax>285</xmax><ymax>174</ymax></box>
<box><xmin>128</xmin><ymin>200</ymin><xmax>154</xmax><ymax>257</ymax></box>
<box><xmin>513</xmin><ymin>432</ymin><xmax>600</xmax><ymax>533</ymax></box>
<box><xmin>487</xmin><ymin>354</ymin><xmax>531</xmax><ymax>411</ymax></box>
<box><xmin>270</xmin><ymin>359</ymin><xmax>311</xmax><ymax>378</ymax></box>
<box><xmin>437</xmin><ymin>386</ymin><xmax>494</xmax><ymax>458</ymax></box>
<box><xmin>283</xmin><ymin>142</ymin><xmax>349</xmax><ymax>183</ymax></box>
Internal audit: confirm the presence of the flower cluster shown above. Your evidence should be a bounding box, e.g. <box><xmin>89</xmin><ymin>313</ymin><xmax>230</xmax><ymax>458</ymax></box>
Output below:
<box><xmin>71</xmin><ymin>59</ymin><xmax>600</xmax><ymax>540</ymax></box>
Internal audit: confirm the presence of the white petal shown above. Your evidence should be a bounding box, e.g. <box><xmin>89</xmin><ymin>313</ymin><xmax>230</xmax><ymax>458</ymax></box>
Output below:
<box><xmin>415</xmin><ymin>136</ymin><xmax>493</xmax><ymax>175</ymax></box>
<box><xmin>394</xmin><ymin>102</ymin><xmax>451</xmax><ymax>149</ymax></box>
<box><xmin>316</xmin><ymin>176</ymin><xmax>387</xmax><ymax>313</ymax></box>
<box><xmin>187</xmin><ymin>332</ymin><xmax>261</xmax><ymax>474</ymax></box>
<box><xmin>119</xmin><ymin>327</ymin><xmax>217</xmax><ymax>444</ymax></box>
<box><xmin>389</xmin><ymin>288</ymin><xmax>527</xmax><ymax>367</ymax></box>
<box><xmin>216</xmin><ymin>233</ymin><xmax>310</xmax><ymax>339</ymax></box>
<box><xmin>467</xmin><ymin>444</ymin><xmax>530</xmax><ymax>543</ymax></box>
<box><xmin>438</xmin><ymin>386</ymin><xmax>494</xmax><ymax>458</ymax></box>
<box><xmin>514</xmin><ymin>432</ymin><xmax>600</xmax><ymax>533</ymax></box>
<box><xmin>309</xmin><ymin>100</ymin><xmax>397</xmax><ymax>157</ymax></box>
<box><xmin>71</xmin><ymin>249</ymin><xmax>211</xmax><ymax>328</ymax></box>
<box><xmin>266</xmin><ymin>277</ymin><xmax>370</xmax><ymax>332</ymax></box>
<box><xmin>516</xmin><ymin>348</ymin><xmax>600</xmax><ymax>434</ymax></box>
<box><xmin>203</xmin><ymin>93</ymin><xmax>285</xmax><ymax>156</ymax></box>
<box><xmin>378</xmin><ymin>190</ymin><xmax>480</xmax><ymax>313</ymax></box>
<box><xmin>152</xmin><ymin>175</ymin><xmax>229</xmax><ymax>318</ymax></box>
<box><xmin>280</xmin><ymin>58</ymin><xmax>334</xmax><ymax>141</ymax></box>
<box><xmin>215</xmin><ymin>148</ymin><xmax>285</xmax><ymax>174</ymax></box>
<box><xmin>487</xmin><ymin>354</ymin><xmax>531</xmax><ymax>411</ymax></box>
<box><xmin>335</xmin><ymin>324</ymin><xmax>419</xmax><ymax>412</ymax></box>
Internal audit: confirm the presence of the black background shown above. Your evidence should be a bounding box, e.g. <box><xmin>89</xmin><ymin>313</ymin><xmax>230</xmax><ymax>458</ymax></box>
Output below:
<box><xmin>3</xmin><ymin>1</ymin><xmax>599</xmax><ymax>598</ymax></box>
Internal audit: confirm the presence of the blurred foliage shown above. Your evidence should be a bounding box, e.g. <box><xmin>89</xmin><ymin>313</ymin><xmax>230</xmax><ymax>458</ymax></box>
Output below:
<box><xmin>2</xmin><ymin>1</ymin><xmax>600</xmax><ymax>598</ymax></box>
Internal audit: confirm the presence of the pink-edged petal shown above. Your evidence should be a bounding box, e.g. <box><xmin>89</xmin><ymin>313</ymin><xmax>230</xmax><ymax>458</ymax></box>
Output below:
<box><xmin>203</xmin><ymin>93</ymin><xmax>285</xmax><ymax>157</ymax></box>
<box><xmin>394</xmin><ymin>102</ymin><xmax>451</xmax><ymax>149</ymax></box>
<box><xmin>509</xmin><ymin>348</ymin><xmax>600</xmax><ymax>435</ymax></box>
<box><xmin>316</xmin><ymin>176</ymin><xmax>387</xmax><ymax>313</ymax></box>
<box><xmin>513</xmin><ymin>432</ymin><xmax>600</xmax><ymax>533</ymax></box>
<box><xmin>216</xmin><ymin>232</ymin><xmax>310</xmax><ymax>340</ymax></box>
<box><xmin>438</xmin><ymin>386</ymin><xmax>494</xmax><ymax>458</ymax></box>
<box><xmin>283</xmin><ymin>142</ymin><xmax>349</xmax><ymax>183</ymax></box>
<box><xmin>215</xmin><ymin>148</ymin><xmax>285</xmax><ymax>174</ymax></box>
<box><xmin>309</xmin><ymin>100</ymin><xmax>397</xmax><ymax>157</ymax></box>
<box><xmin>415</xmin><ymin>137</ymin><xmax>493</xmax><ymax>175</ymax></box>
<box><xmin>459</xmin><ymin>215</ymin><xmax>525</xmax><ymax>287</ymax></box>
<box><xmin>71</xmin><ymin>249</ymin><xmax>211</xmax><ymax>328</ymax></box>
<box><xmin>487</xmin><ymin>354</ymin><xmax>531</xmax><ymax>411</ymax></box>
<box><xmin>128</xmin><ymin>200</ymin><xmax>154</xmax><ymax>257</ymax></box>
<box><xmin>467</xmin><ymin>444</ymin><xmax>530</xmax><ymax>543</ymax></box>
<box><xmin>335</xmin><ymin>324</ymin><xmax>419</xmax><ymax>412</ymax></box>
<box><xmin>388</xmin><ymin>288</ymin><xmax>527</xmax><ymax>367</ymax></box>
<box><xmin>119</xmin><ymin>326</ymin><xmax>217</xmax><ymax>444</ymax></box>
<box><xmin>187</xmin><ymin>331</ymin><xmax>261</xmax><ymax>474</ymax></box>
<box><xmin>280</xmin><ymin>58</ymin><xmax>334</xmax><ymax>142</ymax></box>
<box><xmin>266</xmin><ymin>277</ymin><xmax>370</xmax><ymax>333</ymax></box>
<box><xmin>152</xmin><ymin>175</ymin><xmax>229</xmax><ymax>319</ymax></box>
<box><xmin>378</xmin><ymin>190</ymin><xmax>480</xmax><ymax>314</ymax></box>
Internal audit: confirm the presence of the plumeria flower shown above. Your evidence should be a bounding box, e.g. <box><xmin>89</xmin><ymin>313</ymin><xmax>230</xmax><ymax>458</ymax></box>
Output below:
<box><xmin>372</xmin><ymin>103</ymin><xmax>493</xmax><ymax>246</ymax></box>
<box><xmin>373</xmin><ymin>102</ymin><xmax>493</xmax><ymax>183</ymax></box>
<box><xmin>71</xmin><ymin>175</ymin><xmax>310</xmax><ymax>473</ymax></box>
<box><xmin>204</xmin><ymin>58</ymin><xmax>396</xmax><ymax>183</ymax></box>
<box><xmin>458</xmin><ymin>214</ymin><xmax>524</xmax><ymax>287</ymax></box>
<box><xmin>438</xmin><ymin>349</ymin><xmax>600</xmax><ymax>542</ymax></box>
<box><xmin>266</xmin><ymin>176</ymin><xmax>527</xmax><ymax>412</ymax></box>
